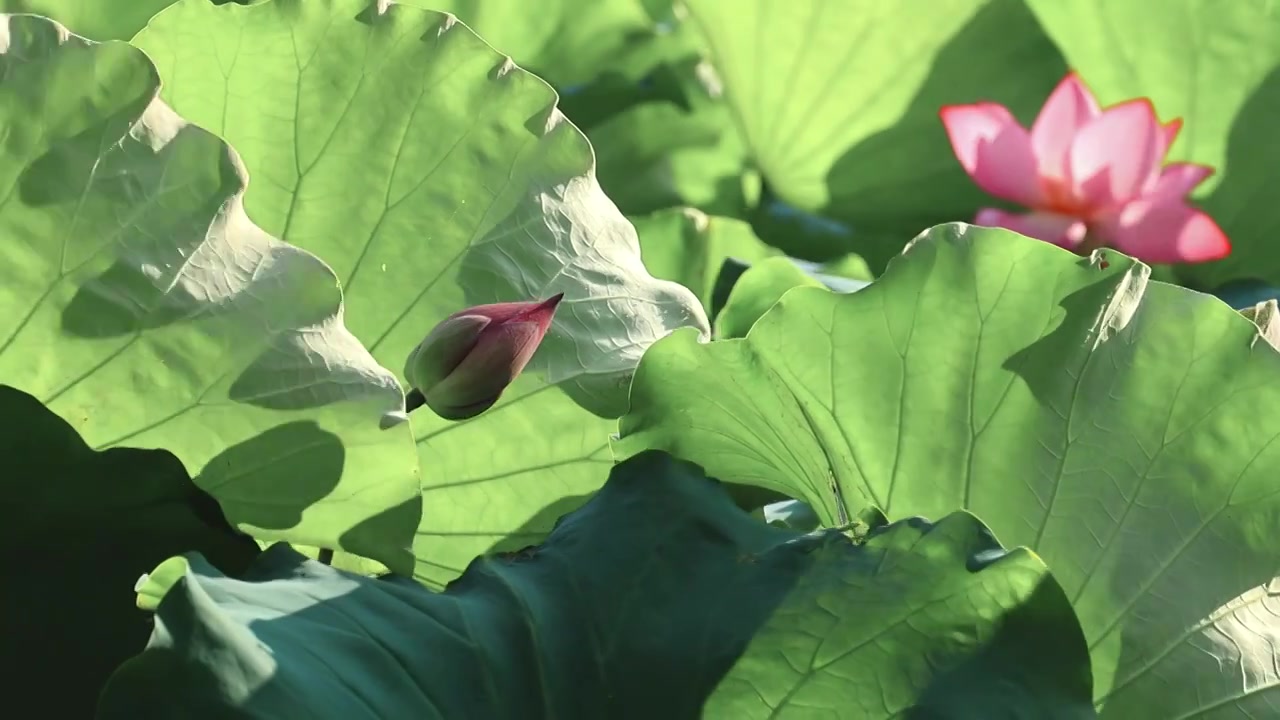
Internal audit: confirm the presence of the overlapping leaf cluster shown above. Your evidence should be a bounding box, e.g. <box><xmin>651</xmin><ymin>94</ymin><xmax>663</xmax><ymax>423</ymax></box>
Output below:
<box><xmin>2</xmin><ymin>1</ymin><xmax>1278</xmax><ymax>718</ymax></box>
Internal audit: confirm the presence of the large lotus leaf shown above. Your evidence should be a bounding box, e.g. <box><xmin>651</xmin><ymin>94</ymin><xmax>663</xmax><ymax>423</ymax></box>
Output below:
<box><xmin>1022</xmin><ymin>0</ymin><xmax>1280</xmax><ymax>292</ymax></box>
<box><xmin>0</xmin><ymin>385</ymin><xmax>259</xmax><ymax>718</ymax></box>
<box><xmin>0</xmin><ymin>14</ymin><xmax>421</xmax><ymax>569</ymax></box>
<box><xmin>132</xmin><ymin>0</ymin><xmax>709</xmax><ymax>587</ymax></box>
<box><xmin>98</xmin><ymin>451</ymin><xmax>1095</xmax><ymax>719</ymax></box>
<box><xmin>681</xmin><ymin>0</ymin><xmax>1066</xmax><ymax>268</ymax></box>
<box><xmin>617</xmin><ymin>222</ymin><xmax>1280</xmax><ymax>715</ymax></box>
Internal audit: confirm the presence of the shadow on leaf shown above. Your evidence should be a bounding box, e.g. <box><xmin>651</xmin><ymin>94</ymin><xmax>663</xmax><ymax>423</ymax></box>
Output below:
<box><xmin>1187</xmin><ymin>63</ymin><xmax>1280</xmax><ymax>290</ymax></box>
<box><xmin>338</xmin><ymin>495</ymin><xmax>421</xmax><ymax>577</ymax></box>
<box><xmin>821</xmin><ymin>0</ymin><xmax>1067</xmax><ymax>271</ymax></box>
<box><xmin>61</xmin><ymin>260</ymin><xmax>201</xmax><ymax>338</ymax></box>
<box><xmin>194</xmin><ymin>421</ymin><xmax>344</xmax><ymax>532</ymax></box>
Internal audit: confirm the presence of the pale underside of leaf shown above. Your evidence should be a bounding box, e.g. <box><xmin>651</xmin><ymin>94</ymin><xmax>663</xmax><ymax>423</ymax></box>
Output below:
<box><xmin>0</xmin><ymin>13</ymin><xmax>421</xmax><ymax>569</ymax></box>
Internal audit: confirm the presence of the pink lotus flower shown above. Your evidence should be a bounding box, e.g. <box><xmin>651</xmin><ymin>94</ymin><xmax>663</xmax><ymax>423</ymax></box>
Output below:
<box><xmin>404</xmin><ymin>293</ymin><xmax>563</xmax><ymax>421</ymax></box>
<box><xmin>939</xmin><ymin>72</ymin><xmax>1230</xmax><ymax>263</ymax></box>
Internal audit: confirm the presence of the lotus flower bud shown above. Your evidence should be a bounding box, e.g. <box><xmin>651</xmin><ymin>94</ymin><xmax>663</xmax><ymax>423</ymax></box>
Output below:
<box><xmin>403</xmin><ymin>293</ymin><xmax>564</xmax><ymax>421</ymax></box>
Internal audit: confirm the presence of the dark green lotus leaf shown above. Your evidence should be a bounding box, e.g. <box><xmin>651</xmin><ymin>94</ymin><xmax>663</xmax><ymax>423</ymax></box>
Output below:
<box><xmin>99</xmin><ymin>451</ymin><xmax>1094</xmax><ymax>719</ymax></box>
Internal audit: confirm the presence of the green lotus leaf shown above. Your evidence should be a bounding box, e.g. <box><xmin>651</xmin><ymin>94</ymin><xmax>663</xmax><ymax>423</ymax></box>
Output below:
<box><xmin>618</xmin><ymin>222</ymin><xmax>1280</xmax><ymax>715</ymax></box>
<box><xmin>132</xmin><ymin>0</ymin><xmax>709</xmax><ymax>587</ymax></box>
<box><xmin>0</xmin><ymin>13</ymin><xmax>422</xmax><ymax>570</ymax></box>
<box><xmin>98</xmin><ymin>451</ymin><xmax>1095</xmax><ymax>719</ymax></box>
<box><xmin>681</xmin><ymin>0</ymin><xmax>1066</xmax><ymax>268</ymax></box>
